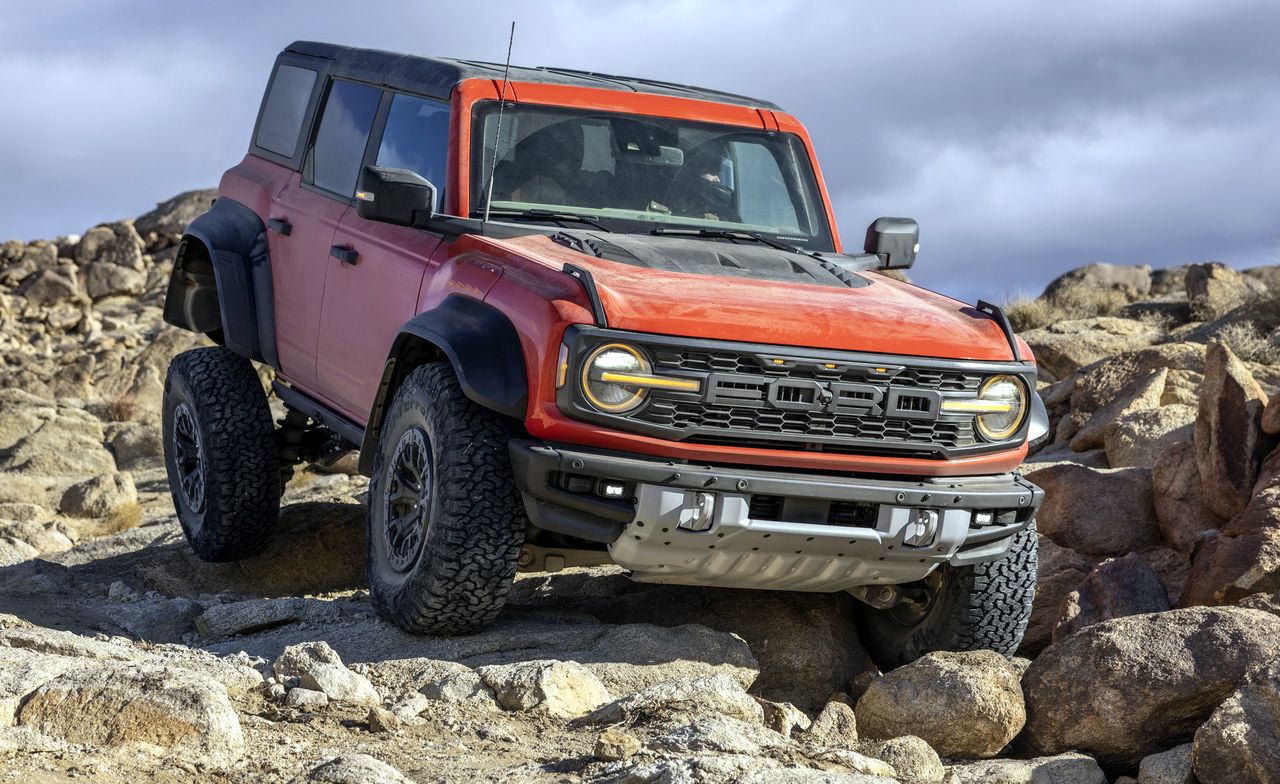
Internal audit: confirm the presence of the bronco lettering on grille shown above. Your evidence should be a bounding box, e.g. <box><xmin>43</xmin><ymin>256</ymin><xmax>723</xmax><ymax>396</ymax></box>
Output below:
<box><xmin>706</xmin><ymin>373</ymin><xmax>938</xmax><ymax>421</ymax></box>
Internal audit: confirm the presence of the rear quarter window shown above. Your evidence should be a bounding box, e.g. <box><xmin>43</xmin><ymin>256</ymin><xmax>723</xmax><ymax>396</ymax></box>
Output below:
<box><xmin>255</xmin><ymin>65</ymin><xmax>318</xmax><ymax>157</ymax></box>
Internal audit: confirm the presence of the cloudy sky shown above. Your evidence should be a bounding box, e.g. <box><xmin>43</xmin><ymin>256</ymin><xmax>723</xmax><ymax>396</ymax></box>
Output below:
<box><xmin>2</xmin><ymin>0</ymin><xmax>1278</xmax><ymax>302</ymax></box>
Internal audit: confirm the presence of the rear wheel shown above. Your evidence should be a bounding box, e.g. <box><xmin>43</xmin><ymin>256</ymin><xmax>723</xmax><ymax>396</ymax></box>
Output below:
<box><xmin>365</xmin><ymin>362</ymin><xmax>527</xmax><ymax>634</ymax></box>
<box><xmin>162</xmin><ymin>347</ymin><xmax>281</xmax><ymax>562</ymax></box>
<box><xmin>858</xmin><ymin>521</ymin><xmax>1038</xmax><ymax>669</ymax></box>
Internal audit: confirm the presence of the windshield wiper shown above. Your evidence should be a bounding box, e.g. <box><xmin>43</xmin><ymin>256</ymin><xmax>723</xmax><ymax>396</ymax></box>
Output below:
<box><xmin>649</xmin><ymin>226</ymin><xmax>822</xmax><ymax>260</ymax></box>
<box><xmin>475</xmin><ymin>208</ymin><xmax>613</xmax><ymax>233</ymax></box>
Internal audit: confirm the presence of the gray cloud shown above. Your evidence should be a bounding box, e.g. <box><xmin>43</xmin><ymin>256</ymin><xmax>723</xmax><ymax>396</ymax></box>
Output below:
<box><xmin>2</xmin><ymin>0</ymin><xmax>1277</xmax><ymax>303</ymax></box>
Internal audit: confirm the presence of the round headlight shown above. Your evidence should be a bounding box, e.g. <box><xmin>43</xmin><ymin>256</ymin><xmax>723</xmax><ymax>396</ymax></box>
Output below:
<box><xmin>976</xmin><ymin>375</ymin><xmax>1027</xmax><ymax>441</ymax></box>
<box><xmin>581</xmin><ymin>343</ymin><xmax>650</xmax><ymax>413</ymax></box>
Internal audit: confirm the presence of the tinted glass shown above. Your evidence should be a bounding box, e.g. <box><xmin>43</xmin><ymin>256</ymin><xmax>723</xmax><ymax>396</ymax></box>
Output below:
<box><xmin>256</xmin><ymin>64</ymin><xmax>317</xmax><ymax>157</ymax></box>
<box><xmin>310</xmin><ymin>80</ymin><xmax>381</xmax><ymax>197</ymax></box>
<box><xmin>376</xmin><ymin>94</ymin><xmax>450</xmax><ymax>210</ymax></box>
<box><xmin>471</xmin><ymin>103</ymin><xmax>832</xmax><ymax>251</ymax></box>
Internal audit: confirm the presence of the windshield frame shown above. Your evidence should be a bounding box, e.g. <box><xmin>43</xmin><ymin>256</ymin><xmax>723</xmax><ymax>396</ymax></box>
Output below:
<box><xmin>466</xmin><ymin>99</ymin><xmax>837</xmax><ymax>252</ymax></box>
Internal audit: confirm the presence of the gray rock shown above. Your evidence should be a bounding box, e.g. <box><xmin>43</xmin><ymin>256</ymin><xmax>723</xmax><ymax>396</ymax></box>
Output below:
<box><xmin>17</xmin><ymin>265</ymin><xmax>85</xmax><ymax>306</ymax></box>
<box><xmin>274</xmin><ymin>641</ymin><xmax>380</xmax><ymax>706</ymax></box>
<box><xmin>1192</xmin><ymin>658</ymin><xmax>1280</xmax><ymax>784</ymax></box>
<box><xmin>74</xmin><ymin>223</ymin><xmax>144</xmax><ymax>271</ymax></box>
<box><xmin>285</xmin><ymin>687</ymin><xmax>328</xmax><ymax>711</ymax></box>
<box><xmin>290</xmin><ymin>754</ymin><xmax>413</xmax><ymax>784</ymax></box>
<box><xmin>133</xmin><ymin>190</ymin><xmax>216</xmax><ymax>251</ymax></box>
<box><xmin>477</xmin><ymin>659</ymin><xmax>611</xmax><ymax>718</ymax></box>
<box><xmin>649</xmin><ymin>715</ymin><xmax>785</xmax><ymax>755</ymax></box>
<box><xmin>196</xmin><ymin>597</ymin><xmax>338</xmax><ymax>639</ymax></box>
<box><xmin>1021</xmin><ymin>607</ymin><xmax>1280</xmax><ymax>766</ymax></box>
<box><xmin>948</xmin><ymin>753</ymin><xmax>1106</xmax><ymax>784</ymax></box>
<box><xmin>359</xmin><ymin>657</ymin><xmax>496</xmax><ymax>708</ymax></box>
<box><xmin>1138</xmin><ymin>743</ymin><xmax>1194</xmax><ymax>784</ymax></box>
<box><xmin>584</xmin><ymin>674</ymin><xmax>763</xmax><ymax>725</ymax></box>
<box><xmin>1181</xmin><ymin>527</ymin><xmax>1280</xmax><ymax>607</ymax></box>
<box><xmin>855</xmin><ymin>650</ymin><xmax>1024</xmax><ymax>759</ymax></box>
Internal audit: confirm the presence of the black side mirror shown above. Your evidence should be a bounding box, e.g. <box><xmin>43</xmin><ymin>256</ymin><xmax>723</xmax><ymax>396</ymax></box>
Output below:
<box><xmin>356</xmin><ymin>166</ymin><xmax>437</xmax><ymax>226</ymax></box>
<box><xmin>864</xmin><ymin>217</ymin><xmax>919</xmax><ymax>269</ymax></box>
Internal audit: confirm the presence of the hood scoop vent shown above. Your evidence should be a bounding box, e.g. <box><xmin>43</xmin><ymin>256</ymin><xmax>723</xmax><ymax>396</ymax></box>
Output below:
<box><xmin>550</xmin><ymin>230</ymin><xmax>871</xmax><ymax>289</ymax></box>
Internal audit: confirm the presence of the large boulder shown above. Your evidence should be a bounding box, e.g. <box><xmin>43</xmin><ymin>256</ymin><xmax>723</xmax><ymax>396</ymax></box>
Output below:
<box><xmin>1023</xmin><ymin>318</ymin><xmax>1163</xmax><ymax>379</ymax></box>
<box><xmin>1042</xmin><ymin>263</ymin><xmax>1152</xmax><ymax>304</ymax></box>
<box><xmin>948</xmin><ymin>753</ymin><xmax>1107</xmax><ymax>784</ymax></box>
<box><xmin>133</xmin><ymin>190</ymin><xmax>216</xmax><ymax>251</ymax></box>
<box><xmin>855</xmin><ymin>650</ymin><xmax>1024</xmax><ymax>759</ymax></box>
<box><xmin>1193</xmin><ymin>658</ymin><xmax>1280</xmax><ymax>784</ymax></box>
<box><xmin>1180</xmin><ymin>528</ymin><xmax>1280</xmax><ymax>607</ymax></box>
<box><xmin>1103</xmin><ymin>405</ymin><xmax>1195</xmax><ymax>469</ymax></box>
<box><xmin>16</xmin><ymin>264</ymin><xmax>85</xmax><ymax>307</ymax></box>
<box><xmin>1020</xmin><ymin>537</ymin><xmax>1092</xmax><ymax>655</ymax></box>
<box><xmin>1196</xmin><ymin>342</ymin><xmax>1272</xmax><ymax>518</ymax></box>
<box><xmin>1020</xmin><ymin>607</ymin><xmax>1280</xmax><ymax>766</ymax></box>
<box><xmin>1071</xmin><ymin>343</ymin><xmax>1204</xmax><ymax>418</ymax></box>
<box><xmin>1153</xmin><ymin>440</ymin><xmax>1227</xmax><ymax>551</ymax></box>
<box><xmin>1052</xmin><ymin>553</ymin><xmax>1170</xmax><ymax>641</ymax></box>
<box><xmin>1187</xmin><ymin>262</ymin><xmax>1260</xmax><ymax>321</ymax></box>
<box><xmin>1069</xmin><ymin>368</ymin><xmax>1167</xmax><ymax>451</ymax></box>
<box><xmin>1024</xmin><ymin>464</ymin><xmax>1161</xmax><ymax>556</ymax></box>
<box><xmin>16</xmin><ymin>660</ymin><xmax>244</xmax><ymax>767</ymax></box>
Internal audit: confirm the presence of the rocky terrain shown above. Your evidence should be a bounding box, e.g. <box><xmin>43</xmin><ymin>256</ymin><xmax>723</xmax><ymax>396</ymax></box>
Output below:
<box><xmin>1</xmin><ymin>194</ymin><xmax>1279</xmax><ymax>783</ymax></box>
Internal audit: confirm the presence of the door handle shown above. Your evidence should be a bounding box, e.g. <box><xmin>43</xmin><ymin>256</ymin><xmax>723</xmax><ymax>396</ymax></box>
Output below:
<box><xmin>267</xmin><ymin>218</ymin><xmax>292</xmax><ymax>236</ymax></box>
<box><xmin>330</xmin><ymin>245</ymin><xmax>359</xmax><ymax>265</ymax></box>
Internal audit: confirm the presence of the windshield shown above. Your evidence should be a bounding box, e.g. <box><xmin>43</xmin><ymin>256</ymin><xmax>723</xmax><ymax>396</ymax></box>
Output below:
<box><xmin>470</xmin><ymin>103</ymin><xmax>835</xmax><ymax>251</ymax></box>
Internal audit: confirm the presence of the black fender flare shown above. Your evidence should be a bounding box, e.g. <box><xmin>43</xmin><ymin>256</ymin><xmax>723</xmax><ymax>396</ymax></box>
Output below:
<box><xmin>358</xmin><ymin>294</ymin><xmax>528</xmax><ymax>475</ymax></box>
<box><xmin>162</xmin><ymin>198</ymin><xmax>279</xmax><ymax>368</ymax></box>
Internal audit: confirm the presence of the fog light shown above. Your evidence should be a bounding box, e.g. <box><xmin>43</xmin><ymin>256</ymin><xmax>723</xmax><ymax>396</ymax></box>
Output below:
<box><xmin>597</xmin><ymin>480</ymin><xmax>627</xmax><ymax>499</ymax></box>
<box><xmin>904</xmin><ymin>508</ymin><xmax>939</xmax><ymax>547</ymax></box>
<box><xmin>973</xmin><ymin>510</ymin><xmax>994</xmax><ymax>526</ymax></box>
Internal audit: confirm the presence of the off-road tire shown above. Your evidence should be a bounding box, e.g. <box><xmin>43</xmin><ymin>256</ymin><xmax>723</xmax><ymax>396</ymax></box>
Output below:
<box><xmin>162</xmin><ymin>347</ymin><xmax>281</xmax><ymax>562</ymax></box>
<box><xmin>365</xmin><ymin>362</ymin><xmax>526</xmax><ymax>634</ymax></box>
<box><xmin>859</xmin><ymin>520</ymin><xmax>1038</xmax><ymax>669</ymax></box>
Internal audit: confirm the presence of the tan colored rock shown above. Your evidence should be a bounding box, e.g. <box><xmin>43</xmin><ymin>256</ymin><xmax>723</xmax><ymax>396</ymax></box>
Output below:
<box><xmin>756</xmin><ymin>697</ymin><xmax>811</xmax><ymax>738</ymax></box>
<box><xmin>594</xmin><ymin>727</ymin><xmax>642</xmax><ymax>761</ymax></box>
<box><xmin>1023</xmin><ymin>318</ymin><xmax>1164</xmax><ymax>379</ymax></box>
<box><xmin>1071</xmin><ymin>343</ymin><xmax>1204</xmax><ymax>418</ymax></box>
<box><xmin>59</xmin><ymin>473</ymin><xmax>137</xmax><ymax>519</ymax></box>
<box><xmin>1052</xmin><ymin>553</ymin><xmax>1170</xmax><ymax>642</ymax></box>
<box><xmin>273</xmin><ymin>641</ymin><xmax>379</xmax><ymax>707</ymax></box>
<box><xmin>17</xmin><ymin>265</ymin><xmax>85</xmax><ymax>306</ymax></box>
<box><xmin>1180</xmin><ymin>528</ymin><xmax>1280</xmax><ymax>606</ymax></box>
<box><xmin>858</xmin><ymin>735</ymin><xmax>944</xmax><ymax>784</ymax></box>
<box><xmin>1104</xmin><ymin>404</ymin><xmax>1195</xmax><ymax>468</ymax></box>
<box><xmin>1161</xmin><ymin>369</ymin><xmax>1204</xmax><ymax>407</ymax></box>
<box><xmin>1043</xmin><ymin>263</ymin><xmax>1152</xmax><ymax>303</ymax></box>
<box><xmin>477</xmin><ymin>659</ymin><xmax>611</xmax><ymax>719</ymax></box>
<box><xmin>366</xmin><ymin>706</ymin><xmax>400</xmax><ymax>733</ymax></box>
<box><xmin>855</xmin><ymin>650</ymin><xmax>1024</xmax><ymax>759</ymax></box>
<box><xmin>1196</xmin><ymin>342</ymin><xmax>1271</xmax><ymax>518</ymax></box>
<box><xmin>803</xmin><ymin>698</ymin><xmax>859</xmax><ymax>747</ymax></box>
<box><xmin>1070</xmin><ymin>368</ymin><xmax>1167</xmax><ymax>451</ymax></box>
<box><xmin>1020</xmin><ymin>536</ymin><xmax>1092</xmax><ymax>656</ymax></box>
<box><xmin>1021</xmin><ymin>607</ymin><xmax>1280</xmax><ymax>767</ymax></box>
<box><xmin>1025</xmin><ymin>464</ymin><xmax>1161</xmax><ymax>556</ymax></box>
<box><xmin>1187</xmin><ymin>262</ymin><xmax>1259</xmax><ymax>321</ymax></box>
<box><xmin>649</xmin><ymin>715</ymin><xmax>785</xmax><ymax>756</ymax></box>
<box><xmin>1153</xmin><ymin>440</ymin><xmax>1227</xmax><ymax>551</ymax></box>
<box><xmin>17</xmin><ymin>662</ymin><xmax>244</xmax><ymax>766</ymax></box>
<box><xmin>1193</xmin><ymin>658</ymin><xmax>1280</xmax><ymax>784</ymax></box>
<box><xmin>1264</xmin><ymin>394</ymin><xmax>1280</xmax><ymax>435</ymax></box>
<box><xmin>285</xmin><ymin>687</ymin><xmax>328</xmax><ymax>711</ymax></box>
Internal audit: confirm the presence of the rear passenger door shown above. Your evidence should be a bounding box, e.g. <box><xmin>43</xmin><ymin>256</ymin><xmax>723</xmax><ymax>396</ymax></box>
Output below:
<box><xmin>317</xmin><ymin>92</ymin><xmax>451</xmax><ymax>419</ymax></box>
<box><xmin>269</xmin><ymin>78</ymin><xmax>381</xmax><ymax>393</ymax></box>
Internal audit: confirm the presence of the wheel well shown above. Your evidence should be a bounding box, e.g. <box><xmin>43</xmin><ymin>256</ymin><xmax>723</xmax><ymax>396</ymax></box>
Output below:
<box><xmin>358</xmin><ymin>334</ymin><xmax>448</xmax><ymax>475</ymax></box>
<box><xmin>163</xmin><ymin>237</ymin><xmax>224</xmax><ymax>341</ymax></box>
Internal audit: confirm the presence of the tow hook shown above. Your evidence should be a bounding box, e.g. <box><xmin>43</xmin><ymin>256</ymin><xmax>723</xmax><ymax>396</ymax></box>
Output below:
<box><xmin>677</xmin><ymin>492</ymin><xmax>716</xmax><ymax>532</ymax></box>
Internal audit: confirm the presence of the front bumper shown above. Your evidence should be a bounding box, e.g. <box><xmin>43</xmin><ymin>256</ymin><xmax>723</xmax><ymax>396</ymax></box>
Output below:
<box><xmin>509</xmin><ymin>440</ymin><xmax>1043</xmax><ymax>593</ymax></box>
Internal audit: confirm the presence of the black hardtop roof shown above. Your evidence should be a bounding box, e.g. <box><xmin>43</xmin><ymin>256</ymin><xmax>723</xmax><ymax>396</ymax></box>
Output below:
<box><xmin>284</xmin><ymin>41</ymin><xmax>782</xmax><ymax>111</ymax></box>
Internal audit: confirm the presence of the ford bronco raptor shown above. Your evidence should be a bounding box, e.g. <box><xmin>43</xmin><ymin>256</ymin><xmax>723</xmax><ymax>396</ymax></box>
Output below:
<box><xmin>161</xmin><ymin>41</ymin><xmax>1047</xmax><ymax>666</ymax></box>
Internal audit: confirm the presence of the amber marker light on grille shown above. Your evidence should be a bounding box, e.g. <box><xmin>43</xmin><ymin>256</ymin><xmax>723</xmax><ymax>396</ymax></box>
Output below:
<box><xmin>598</xmin><ymin>372</ymin><xmax>701</xmax><ymax>392</ymax></box>
<box><xmin>556</xmin><ymin>344</ymin><xmax>570</xmax><ymax>388</ymax></box>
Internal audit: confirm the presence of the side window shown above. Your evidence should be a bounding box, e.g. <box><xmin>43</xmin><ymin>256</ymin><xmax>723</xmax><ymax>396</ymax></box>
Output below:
<box><xmin>375</xmin><ymin>94</ymin><xmax>450</xmax><ymax>210</ymax></box>
<box><xmin>307</xmin><ymin>80</ymin><xmax>381</xmax><ymax>198</ymax></box>
<box><xmin>256</xmin><ymin>64</ymin><xmax>318</xmax><ymax>157</ymax></box>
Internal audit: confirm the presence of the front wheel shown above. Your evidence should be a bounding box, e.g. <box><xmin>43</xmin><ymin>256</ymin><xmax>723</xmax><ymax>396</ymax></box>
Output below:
<box><xmin>365</xmin><ymin>362</ymin><xmax>527</xmax><ymax>635</ymax></box>
<box><xmin>858</xmin><ymin>521</ymin><xmax>1038</xmax><ymax>669</ymax></box>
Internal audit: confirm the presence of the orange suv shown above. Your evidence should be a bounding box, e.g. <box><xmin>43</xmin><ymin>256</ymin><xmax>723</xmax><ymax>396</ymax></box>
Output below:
<box><xmin>161</xmin><ymin>41</ymin><xmax>1046</xmax><ymax>666</ymax></box>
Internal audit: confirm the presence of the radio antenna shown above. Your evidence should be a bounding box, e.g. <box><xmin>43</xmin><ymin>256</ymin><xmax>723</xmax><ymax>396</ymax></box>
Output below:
<box><xmin>481</xmin><ymin>21</ymin><xmax>516</xmax><ymax>227</ymax></box>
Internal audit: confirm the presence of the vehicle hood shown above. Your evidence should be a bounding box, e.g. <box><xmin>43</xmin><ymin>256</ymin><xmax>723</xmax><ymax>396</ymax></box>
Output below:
<box><xmin>496</xmin><ymin>232</ymin><xmax>1023</xmax><ymax>362</ymax></box>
